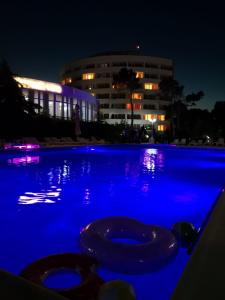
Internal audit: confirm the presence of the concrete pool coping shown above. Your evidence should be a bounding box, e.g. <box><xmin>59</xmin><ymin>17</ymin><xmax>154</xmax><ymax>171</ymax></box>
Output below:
<box><xmin>172</xmin><ymin>188</ymin><xmax>225</xmax><ymax>299</ymax></box>
<box><xmin>0</xmin><ymin>270</ymin><xmax>67</xmax><ymax>300</ymax></box>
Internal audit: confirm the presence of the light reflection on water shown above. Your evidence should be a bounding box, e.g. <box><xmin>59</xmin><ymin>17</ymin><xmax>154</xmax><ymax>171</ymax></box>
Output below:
<box><xmin>83</xmin><ymin>188</ymin><xmax>91</xmax><ymax>205</ymax></box>
<box><xmin>7</xmin><ymin>156</ymin><xmax>40</xmax><ymax>166</ymax></box>
<box><xmin>142</xmin><ymin>148</ymin><xmax>164</xmax><ymax>177</ymax></box>
<box><xmin>18</xmin><ymin>186</ymin><xmax>62</xmax><ymax>205</ymax></box>
<box><xmin>15</xmin><ymin>148</ymin><xmax>164</xmax><ymax>206</ymax></box>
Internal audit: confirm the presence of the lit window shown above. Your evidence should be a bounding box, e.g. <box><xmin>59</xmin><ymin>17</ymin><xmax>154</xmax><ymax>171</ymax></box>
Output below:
<box><xmin>22</xmin><ymin>90</ymin><xmax>29</xmax><ymax>100</ymax></box>
<box><xmin>82</xmin><ymin>73</ymin><xmax>95</xmax><ymax>80</ymax></box>
<box><xmin>55</xmin><ymin>102</ymin><xmax>62</xmax><ymax>117</ymax></box>
<box><xmin>127</xmin><ymin>104</ymin><xmax>142</xmax><ymax>110</ymax></box>
<box><xmin>144</xmin><ymin>83</ymin><xmax>159</xmax><ymax>90</ymax></box>
<box><xmin>63</xmin><ymin>102</ymin><xmax>68</xmax><ymax>119</ymax></box>
<box><xmin>158</xmin><ymin>115</ymin><xmax>165</xmax><ymax>121</ymax></box>
<box><xmin>144</xmin><ymin>114</ymin><xmax>157</xmax><ymax>121</ymax></box>
<box><xmin>49</xmin><ymin>93</ymin><xmax>54</xmax><ymax>101</ymax></box>
<box><xmin>134</xmin><ymin>104</ymin><xmax>142</xmax><ymax>110</ymax></box>
<box><xmin>65</xmin><ymin>78</ymin><xmax>72</xmax><ymax>84</ymax></box>
<box><xmin>136</xmin><ymin>72</ymin><xmax>144</xmax><ymax>79</ymax></box>
<box><xmin>49</xmin><ymin>101</ymin><xmax>54</xmax><ymax>116</ymax></box>
<box><xmin>132</xmin><ymin>93</ymin><xmax>143</xmax><ymax>100</ymax></box>
<box><xmin>82</xmin><ymin>102</ymin><xmax>86</xmax><ymax>121</ymax></box>
<box><xmin>62</xmin><ymin>78</ymin><xmax>72</xmax><ymax>85</ymax></box>
<box><xmin>56</xmin><ymin>95</ymin><xmax>62</xmax><ymax>101</ymax></box>
<box><xmin>157</xmin><ymin>125</ymin><xmax>166</xmax><ymax>131</ymax></box>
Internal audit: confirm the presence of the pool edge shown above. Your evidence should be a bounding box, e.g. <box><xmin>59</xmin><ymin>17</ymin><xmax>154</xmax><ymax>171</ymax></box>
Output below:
<box><xmin>171</xmin><ymin>188</ymin><xmax>225</xmax><ymax>299</ymax></box>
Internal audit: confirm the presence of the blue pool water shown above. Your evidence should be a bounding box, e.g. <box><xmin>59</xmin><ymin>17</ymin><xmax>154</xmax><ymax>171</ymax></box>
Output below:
<box><xmin>1</xmin><ymin>145</ymin><xmax>225</xmax><ymax>299</ymax></box>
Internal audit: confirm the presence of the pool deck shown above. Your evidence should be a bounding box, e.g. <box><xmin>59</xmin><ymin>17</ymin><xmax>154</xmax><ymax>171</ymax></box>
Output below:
<box><xmin>172</xmin><ymin>189</ymin><xmax>225</xmax><ymax>299</ymax></box>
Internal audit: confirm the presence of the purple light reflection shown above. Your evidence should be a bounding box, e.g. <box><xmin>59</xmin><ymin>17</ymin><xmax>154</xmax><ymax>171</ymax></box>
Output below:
<box><xmin>7</xmin><ymin>156</ymin><xmax>40</xmax><ymax>166</ymax></box>
<box><xmin>4</xmin><ymin>143</ymin><xmax>40</xmax><ymax>150</ymax></box>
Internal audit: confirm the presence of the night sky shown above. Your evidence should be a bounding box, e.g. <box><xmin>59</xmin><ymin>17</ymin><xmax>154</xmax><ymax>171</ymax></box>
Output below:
<box><xmin>1</xmin><ymin>0</ymin><xmax>225</xmax><ymax>110</ymax></box>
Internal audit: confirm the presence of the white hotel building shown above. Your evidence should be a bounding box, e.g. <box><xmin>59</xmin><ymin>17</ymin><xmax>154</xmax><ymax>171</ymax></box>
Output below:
<box><xmin>61</xmin><ymin>50</ymin><xmax>174</xmax><ymax>131</ymax></box>
<box><xmin>15</xmin><ymin>76</ymin><xmax>97</xmax><ymax>122</ymax></box>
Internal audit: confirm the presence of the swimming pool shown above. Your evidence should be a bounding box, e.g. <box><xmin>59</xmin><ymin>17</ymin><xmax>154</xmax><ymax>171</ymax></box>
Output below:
<box><xmin>1</xmin><ymin>145</ymin><xmax>225</xmax><ymax>299</ymax></box>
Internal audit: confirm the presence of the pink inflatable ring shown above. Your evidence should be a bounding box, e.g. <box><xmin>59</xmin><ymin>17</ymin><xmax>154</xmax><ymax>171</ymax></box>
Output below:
<box><xmin>80</xmin><ymin>217</ymin><xmax>178</xmax><ymax>274</ymax></box>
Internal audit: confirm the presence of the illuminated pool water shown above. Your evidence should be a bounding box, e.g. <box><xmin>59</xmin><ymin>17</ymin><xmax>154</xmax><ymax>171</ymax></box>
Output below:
<box><xmin>1</xmin><ymin>145</ymin><xmax>225</xmax><ymax>299</ymax></box>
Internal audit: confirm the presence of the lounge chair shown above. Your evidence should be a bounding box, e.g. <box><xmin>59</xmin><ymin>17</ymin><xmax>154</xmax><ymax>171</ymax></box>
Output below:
<box><xmin>171</xmin><ymin>139</ymin><xmax>179</xmax><ymax>145</ymax></box>
<box><xmin>179</xmin><ymin>138</ymin><xmax>186</xmax><ymax>145</ymax></box>
<box><xmin>97</xmin><ymin>139</ymin><xmax>106</xmax><ymax>144</ymax></box>
<box><xmin>22</xmin><ymin>137</ymin><xmax>40</xmax><ymax>144</ymax></box>
<box><xmin>42</xmin><ymin>137</ymin><xmax>62</xmax><ymax>147</ymax></box>
<box><xmin>90</xmin><ymin>137</ymin><xmax>106</xmax><ymax>144</ymax></box>
<box><xmin>215</xmin><ymin>138</ymin><xmax>225</xmax><ymax>146</ymax></box>
<box><xmin>77</xmin><ymin>137</ymin><xmax>89</xmax><ymax>144</ymax></box>
<box><xmin>60</xmin><ymin>137</ymin><xmax>77</xmax><ymax>145</ymax></box>
<box><xmin>189</xmin><ymin>140</ymin><xmax>198</xmax><ymax>146</ymax></box>
<box><xmin>197</xmin><ymin>139</ymin><xmax>203</xmax><ymax>145</ymax></box>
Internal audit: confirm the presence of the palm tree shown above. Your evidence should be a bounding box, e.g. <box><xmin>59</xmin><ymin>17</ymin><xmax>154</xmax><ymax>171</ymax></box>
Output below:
<box><xmin>113</xmin><ymin>68</ymin><xmax>141</xmax><ymax>128</ymax></box>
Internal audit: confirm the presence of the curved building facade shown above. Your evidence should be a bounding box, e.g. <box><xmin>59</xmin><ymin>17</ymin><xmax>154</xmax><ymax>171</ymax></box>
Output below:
<box><xmin>15</xmin><ymin>76</ymin><xmax>97</xmax><ymax>122</ymax></box>
<box><xmin>61</xmin><ymin>50</ymin><xmax>174</xmax><ymax>131</ymax></box>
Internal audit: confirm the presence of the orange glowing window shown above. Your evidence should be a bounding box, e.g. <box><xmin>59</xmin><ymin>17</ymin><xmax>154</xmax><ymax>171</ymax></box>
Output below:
<box><xmin>132</xmin><ymin>93</ymin><xmax>143</xmax><ymax>100</ymax></box>
<box><xmin>134</xmin><ymin>104</ymin><xmax>142</xmax><ymax>110</ymax></box>
<box><xmin>82</xmin><ymin>73</ymin><xmax>95</xmax><ymax>80</ymax></box>
<box><xmin>126</xmin><ymin>104</ymin><xmax>142</xmax><ymax>110</ymax></box>
<box><xmin>136</xmin><ymin>72</ymin><xmax>144</xmax><ymax>79</ymax></box>
<box><xmin>158</xmin><ymin>115</ymin><xmax>165</xmax><ymax>121</ymax></box>
<box><xmin>144</xmin><ymin>114</ymin><xmax>157</xmax><ymax>121</ymax></box>
<box><xmin>144</xmin><ymin>83</ymin><xmax>159</xmax><ymax>90</ymax></box>
<box><xmin>65</xmin><ymin>77</ymin><xmax>72</xmax><ymax>84</ymax></box>
<box><xmin>157</xmin><ymin>125</ymin><xmax>166</xmax><ymax>131</ymax></box>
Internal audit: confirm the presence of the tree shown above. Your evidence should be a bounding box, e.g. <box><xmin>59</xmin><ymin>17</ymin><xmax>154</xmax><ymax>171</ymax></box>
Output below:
<box><xmin>185</xmin><ymin>91</ymin><xmax>204</xmax><ymax>106</ymax></box>
<box><xmin>0</xmin><ymin>59</ymin><xmax>38</xmax><ymax>119</ymax></box>
<box><xmin>159</xmin><ymin>78</ymin><xmax>184</xmax><ymax>136</ymax></box>
<box><xmin>159</xmin><ymin>78</ymin><xmax>205</xmax><ymax>137</ymax></box>
<box><xmin>211</xmin><ymin>102</ymin><xmax>225</xmax><ymax>138</ymax></box>
<box><xmin>159</xmin><ymin>78</ymin><xmax>184</xmax><ymax>102</ymax></box>
<box><xmin>112</xmin><ymin>68</ymin><xmax>141</xmax><ymax>128</ymax></box>
<box><xmin>186</xmin><ymin>108</ymin><xmax>212</xmax><ymax>138</ymax></box>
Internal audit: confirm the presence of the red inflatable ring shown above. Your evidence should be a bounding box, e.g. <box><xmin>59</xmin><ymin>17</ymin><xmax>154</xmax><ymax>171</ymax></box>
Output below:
<box><xmin>80</xmin><ymin>217</ymin><xmax>178</xmax><ymax>274</ymax></box>
<box><xmin>20</xmin><ymin>253</ymin><xmax>104</xmax><ymax>300</ymax></box>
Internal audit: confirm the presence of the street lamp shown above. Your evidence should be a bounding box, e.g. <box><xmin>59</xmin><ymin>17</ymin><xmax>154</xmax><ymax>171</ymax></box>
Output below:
<box><xmin>150</xmin><ymin>118</ymin><xmax>157</xmax><ymax>143</ymax></box>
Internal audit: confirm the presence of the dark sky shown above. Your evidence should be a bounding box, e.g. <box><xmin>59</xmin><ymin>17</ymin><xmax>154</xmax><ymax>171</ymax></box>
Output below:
<box><xmin>1</xmin><ymin>0</ymin><xmax>225</xmax><ymax>110</ymax></box>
